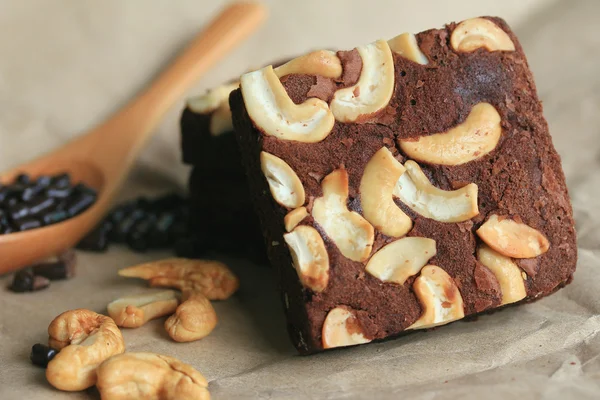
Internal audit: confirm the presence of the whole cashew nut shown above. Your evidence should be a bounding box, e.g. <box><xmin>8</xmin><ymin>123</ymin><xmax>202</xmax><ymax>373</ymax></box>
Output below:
<box><xmin>46</xmin><ymin>309</ymin><xmax>125</xmax><ymax>391</ymax></box>
<box><xmin>96</xmin><ymin>352</ymin><xmax>210</xmax><ymax>400</ymax></box>
<box><xmin>119</xmin><ymin>258</ymin><xmax>240</xmax><ymax>300</ymax></box>
<box><xmin>165</xmin><ymin>291</ymin><xmax>218</xmax><ymax>343</ymax></box>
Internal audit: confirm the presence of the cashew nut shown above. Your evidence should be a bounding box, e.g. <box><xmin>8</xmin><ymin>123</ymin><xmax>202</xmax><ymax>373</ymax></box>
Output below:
<box><xmin>209</xmin><ymin>101</ymin><xmax>234</xmax><ymax>136</ymax></box>
<box><xmin>261</xmin><ymin>151</ymin><xmax>306</xmax><ymax>208</ymax></box>
<box><xmin>274</xmin><ymin>50</ymin><xmax>342</xmax><ymax>79</ymax></box>
<box><xmin>476</xmin><ymin>214</ymin><xmax>550</xmax><ymax>258</ymax></box>
<box><xmin>46</xmin><ymin>309</ymin><xmax>125</xmax><ymax>391</ymax></box>
<box><xmin>165</xmin><ymin>291</ymin><xmax>217</xmax><ymax>343</ymax></box>
<box><xmin>477</xmin><ymin>244</ymin><xmax>527</xmax><ymax>305</ymax></box>
<box><xmin>312</xmin><ymin>169</ymin><xmax>374</xmax><ymax>262</ymax></box>
<box><xmin>322</xmin><ymin>307</ymin><xmax>371</xmax><ymax>349</ymax></box>
<box><xmin>107</xmin><ymin>290</ymin><xmax>179</xmax><ymax>328</ymax></box>
<box><xmin>360</xmin><ymin>147</ymin><xmax>412</xmax><ymax>237</ymax></box>
<box><xmin>186</xmin><ymin>82</ymin><xmax>239</xmax><ymax>114</ymax></box>
<box><xmin>284</xmin><ymin>206</ymin><xmax>309</xmax><ymax>232</ymax></box>
<box><xmin>451</xmin><ymin>18</ymin><xmax>515</xmax><ymax>53</ymax></box>
<box><xmin>96</xmin><ymin>352</ymin><xmax>210</xmax><ymax>400</ymax></box>
<box><xmin>283</xmin><ymin>225</ymin><xmax>329</xmax><ymax>292</ymax></box>
<box><xmin>118</xmin><ymin>258</ymin><xmax>239</xmax><ymax>300</ymax></box>
<box><xmin>365</xmin><ymin>237</ymin><xmax>437</xmax><ymax>285</ymax></box>
<box><xmin>241</xmin><ymin>65</ymin><xmax>335</xmax><ymax>142</ymax></box>
<box><xmin>393</xmin><ymin>160</ymin><xmax>479</xmax><ymax>222</ymax></box>
<box><xmin>399</xmin><ymin>102</ymin><xmax>502</xmax><ymax>166</ymax></box>
<box><xmin>330</xmin><ymin>40</ymin><xmax>395</xmax><ymax>122</ymax></box>
<box><xmin>387</xmin><ymin>33</ymin><xmax>428</xmax><ymax>65</ymax></box>
<box><xmin>408</xmin><ymin>265</ymin><xmax>465</xmax><ymax>330</ymax></box>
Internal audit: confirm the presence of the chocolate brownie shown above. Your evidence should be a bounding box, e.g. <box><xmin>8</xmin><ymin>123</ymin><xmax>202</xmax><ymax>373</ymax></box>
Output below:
<box><xmin>230</xmin><ymin>17</ymin><xmax>577</xmax><ymax>354</ymax></box>
<box><xmin>180</xmin><ymin>83</ymin><xmax>263</xmax><ymax>259</ymax></box>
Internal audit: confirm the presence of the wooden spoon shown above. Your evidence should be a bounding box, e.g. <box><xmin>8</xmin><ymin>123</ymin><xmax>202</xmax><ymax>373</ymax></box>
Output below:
<box><xmin>0</xmin><ymin>2</ymin><xmax>267</xmax><ymax>274</ymax></box>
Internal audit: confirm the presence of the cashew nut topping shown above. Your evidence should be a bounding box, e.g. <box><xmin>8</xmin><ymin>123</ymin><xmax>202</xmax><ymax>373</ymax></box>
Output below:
<box><xmin>46</xmin><ymin>309</ymin><xmax>125</xmax><ymax>391</ymax></box>
<box><xmin>477</xmin><ymin>244</ymin><xmax>527</xmax><ymax>305</ymax></box>
<box><xmin>365</xmin><ymin>237</ymin><xmax>437</xmax><ymax>285</ymax></box>
<box><xmin>274</xmin><ymin>50</ymin><xmax>342</xmax><ymax>79</ymax></box>
<box><xmin>399</xmin><ymin>103</ymin><xmax>502</xmax><ymax>166</ymax></box>
<box><xmin>119</xmin><ymin>258</ymin><xmax>239</xmax><ymax>300</ymax></box>
<box><xmin>186</xmin><ymin>82</ymin><xmax>239</xmax><ymax>114</ymax></box>
<box><xmin>330</xmin><ymin>40</ymin><xmax>395</xmax><ymax>122</ymax></box>
<box><xmin>165</xmin><ymin>291</ymin><xmax>217</xmax><ymax>342</ymax></box>
<box><xmin>476</xmin><ymin>214</ymin><xmax>550</xmax><ymax>258</ymax></box>
<box><xmin>451</xmin><ymin>18</ymin><xmax>515</xmax><ymax>53</ymax></box>
<box><xmin>322</xmin><ymin>307</ymin><xmax>371</xmax><ymax>349</ymax></box>
<box><xmin>209</xmin><ymin>101</ymin><xmax>234</xmax><ymax>136</ymax></box>
<box><xmin>96</xmin><ymin>352</ymin><xmax>210</xmax><ymax>400</ymax></box>
<box><xmin>387</xmin><ymin>33</ymin><xmax>428</xmax><ymax>65</ymax></box>
<box><xmin>107</xmin><ymin>290</ymin><xmax>179</xmax><ymax>329</ymax></box>
<box><xmin>312</xmin><ymin>169</ymin><xmax>374</xmax><ymax>262</ymax></box>
<box><xmin>393</xmin><ymin>160</ymin><xmax>479</xmax><ymax>222</ymax></box>
<box><xmin>284</xmin><ymin>206</ymin><xmax>309</xmax><ymax>232</ymax></box>
<box><xmin>360</xmin><ymin>147</ymin><xmax>412</xmax><ymax>237</ymax></box>
<box><xmin>408</xmin><ymin>265</ymin><xmax>465</xmax><ymax>330</ymax></box>
<box><xmin>283</xmin><ymin>225</ymin><xmax>329</xmax><ymax>292</ymax></box>
<box><xmin>241</xmin><ymin>65</ymin><xmax>335</xmax><ymax>142</ymax></box>
<box><xmin>261</xmin><ymin>151</ymin><xmax>306</xmax><ymax>208</ymax></box>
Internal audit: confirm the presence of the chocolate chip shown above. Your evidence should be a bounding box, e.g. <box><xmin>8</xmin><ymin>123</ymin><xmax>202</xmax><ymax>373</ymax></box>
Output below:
<box><xmin>13</xmin><ymin>217</ymin><xmax>43</xmax><ymax>231</ymax></box>
<box><xmin>9</xmin><ymin>268</ymin><xmax>50</xmax><ymax>292</ymax></box>
<box><xmin>45</xmin><ymin>186</ymin><xmax>72</xmax><ymax>199</ymax></box>
<box><xmin>51</xmin><ymin>173</ymin><xmax>70</xmax><ymax>189</ymax></box>
<box><xmin>42</xmin><ymin>209</ymin><xmax>69</xmax><ymax>225</ymax></box>
<box><xmin>76</xmin><ymin>220</ymin><xmax>112</xmax><ymax>252</ymax></box>
<box><xmin>64</xmin><ymin>185</ymin><xmax>97</xmax><ymax>217</ymax></box>
<box><xmin>127</xmin><ymin>214</ymin><xmax>158</xmax><ymax>252</ymax></box>
<box><xmin>16</xmin><ymin>174</ymin><xmax>31</xmax><ymax>185</ymax></box>
<box><xmin>30</xmin><ymin>343</ymin><xmax>57</xmax><ymax>368</ymax></box>
<box><xmin>0</xmin><ymin>173</ymin><xmax>98</xmax><ymax>235</ymax></box>
<box><xmin>28</xmin><ymin>196</ymin><xmax>56</xmax><ymax>215</ymax></box>
<box><xmin>111</xmin><ymin>208</ymin><xmax>146</xmax><ymax>243</ymax></box>
<box><xmin>32</xmin><ymin>251</ymin><xmax>76</xmax><ymax>280</ymax></box>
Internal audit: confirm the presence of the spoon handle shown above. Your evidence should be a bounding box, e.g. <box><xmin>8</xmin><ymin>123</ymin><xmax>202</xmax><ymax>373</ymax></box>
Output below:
<box><xmin>43</xmin><ymin>2</ymin><xmax>267</xmax><ymax>187</ymax></box>
<box><xmin>134</xmin><ymin>1</ymin><xmax>268</xmax><ymax>131</ymax></box>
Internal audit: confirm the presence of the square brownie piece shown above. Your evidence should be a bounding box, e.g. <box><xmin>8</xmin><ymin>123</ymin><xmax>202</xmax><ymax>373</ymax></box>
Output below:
<box><xmin>180</xmin><ymin>83</ymin><xmax>264</xmax><ymax>259</ymax></box>
<box><xmin>231</xmin><ymin>17</ymin><xmax>577</xmax><ymax>354</ymax></box>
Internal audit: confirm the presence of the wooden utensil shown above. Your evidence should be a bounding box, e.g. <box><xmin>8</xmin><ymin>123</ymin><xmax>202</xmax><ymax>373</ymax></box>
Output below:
<box><xmin>0</xmin><ymin>2</ymin><xmax>267</xmax><ymax>274</ymax></box>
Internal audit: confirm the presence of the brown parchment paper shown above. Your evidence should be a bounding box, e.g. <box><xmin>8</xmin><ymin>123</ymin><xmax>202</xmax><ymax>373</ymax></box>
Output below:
<box><xmin>0</xmin><ymin>1</ymin><xmax>598</xmax><ymax>399</ymax></box>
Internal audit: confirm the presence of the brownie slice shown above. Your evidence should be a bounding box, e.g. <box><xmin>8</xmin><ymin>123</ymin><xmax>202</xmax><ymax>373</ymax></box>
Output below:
<box><xmin>180</xmin><ymin>83</ymin><xmax>264</xmax><ymax>260</ymax></box>
<box><xmin>231</xmin><ymin>17</ymin><xmax>577</xmax><ymax>354</ymax></box>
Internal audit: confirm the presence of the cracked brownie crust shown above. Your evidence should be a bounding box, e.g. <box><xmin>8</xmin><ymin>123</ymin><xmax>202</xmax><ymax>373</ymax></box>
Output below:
<box><xmin>231</xmin><ymin>17</ymin><xmax>577</xmax><ymax>354</ymax></box>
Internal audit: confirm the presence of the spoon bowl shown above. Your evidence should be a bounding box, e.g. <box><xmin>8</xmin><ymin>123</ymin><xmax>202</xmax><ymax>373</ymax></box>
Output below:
<box><xmin>0</xmin><ymin>2</ymin><xmax>266</xmax><ymax>274</ymax></box>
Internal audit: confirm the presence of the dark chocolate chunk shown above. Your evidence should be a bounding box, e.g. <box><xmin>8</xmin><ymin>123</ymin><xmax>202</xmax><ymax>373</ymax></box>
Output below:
<box><xmin>148</xmin><ymin>211</ymin><xmax>178</xmax><ymax>247</ymax></box>
<box><xmin>30</xmin><ymin>343</ymin><xmax>57</xmax><ymax>368</ymax></box>
<box><xmin>13</xmin><ymin>217</ymin><xmax>42</xmax><ymax>231</ymax></box>
<box><xmin>42</xmin><ymin>209</ymin><xmax>69</xmax><ymax>225</ymax></box>
<box><xmin>7</xmin><ymin>203</ymin><xmax>29</xmax><ymax>220</ymax></box>
<box><xmin>32</xmin><ymin>251</ymin><xmax>76</xmax><ymax>280</ymax></box>
<box><xmin>111</xmin><ymin>209</ymin><xmax>146</xmax><ymax>243</ymax></box>
<box><xmin>45</xmin><ymin>185</ymin><xmax>72</xmax><ymax>199</ymax></box>
<box><xmin>64</xmin><ymin>186</ymin><xmax>97</xmax><ymax>217</ymax></box>
<box><xmin>16</xmin><ymin>174</ymin><xmax>31</xmax><ymax>185</ymax></box>
<box><xmin>28</xmin><ymin>196</ymin><xmax>56</xmax><ymax>215</ymax></box>
<box><xmin>127</xmin><ymin>214</ymin><xmax>158</xmax><ymax>252</ymax></box>
<box><xmin>9</xmin><ymin>269</ymin><xmax>50</xmax><ymax>292</ymax></box>
<box><xmin>51</xmin><ymin>173</ymin><xmax>70</xmax><ymax>189</ymax></box>
<box><xmin>76</xmin><ymin>220</ymin><xmax>112</xmax><ymax>252</ymax></box>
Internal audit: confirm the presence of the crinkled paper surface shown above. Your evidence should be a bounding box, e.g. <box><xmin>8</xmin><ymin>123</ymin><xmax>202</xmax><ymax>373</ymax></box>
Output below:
<box><xmin>0</xmin><ymin>1</ymin><xmax>598</xmax><ymax>399</ymax></box>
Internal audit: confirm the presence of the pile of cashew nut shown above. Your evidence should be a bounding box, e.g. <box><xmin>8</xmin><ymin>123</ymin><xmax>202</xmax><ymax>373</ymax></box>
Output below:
<box><xmin>42</xmin><ymin>258</ymin><xmax>238</xmax><ymax>397</ymax></box>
